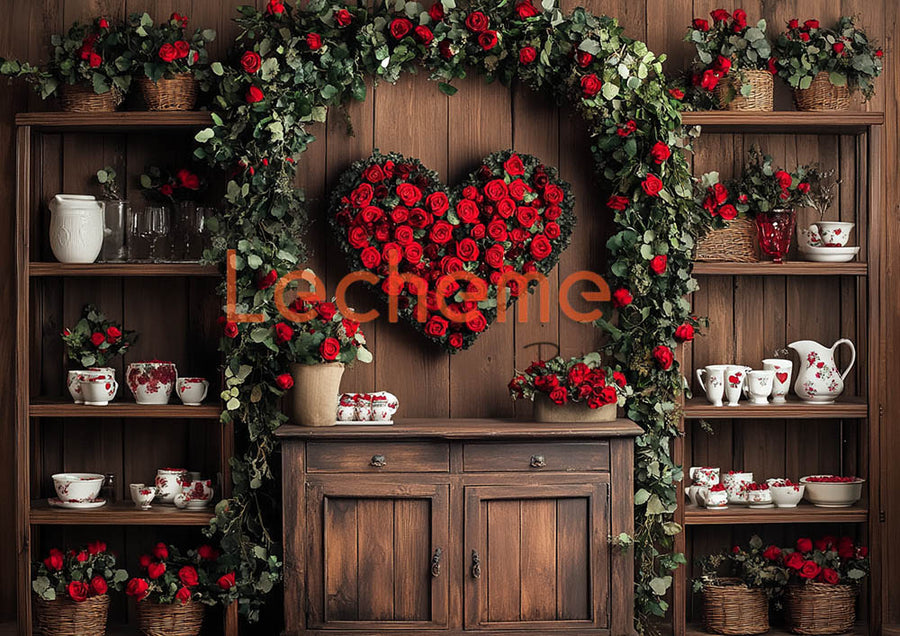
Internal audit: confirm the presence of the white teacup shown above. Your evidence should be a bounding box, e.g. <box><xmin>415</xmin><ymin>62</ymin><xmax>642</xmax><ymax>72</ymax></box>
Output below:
<box><xmin>696</xmin><ymin>365</ymin><xmax>727</xmax><ymax>407</ymax></box>
<box><xmin>763</xmin><ymin>359</ymin><xmax>793</xmax><ymax>403</ymax></box>
<box><xmin>355</xmin><ymin>394</ymin><xmax>372</xmax><ymax>421</ymax></box>
<box><xmin>697</xmin><ymin>486</ymin><xmax>728</xmax><ymax>509</ymax></box>
<box><xmin>809</xmin><ymin>222</ymin><xmax>854</xmax><ymax>247</ymax></box>
<box><xmin>723</xmin><ymin>471</ymin><xmax>754</xmax><ymax>504</ymax></box>
<box><xmin>744</xmin><ymin>369</ymin><xmax>775</xmax><ymax>405</ymax></box>
<box><xmin>176</xmin><ymin>377</ymin><xmax>209</xmax><ymax>406</ymax></box>
<box><xmin>130</xmin><ymin>483</ymin><xmax>157</xmax><ymax>510</ymax></box>
<box><xmin>67</xmin><ymin>369</ymin><xmax>113</xmax><ymax>403</ymax></box>
<box><xmin>724</xmin><ymin>365</ymin><xmax>751</xmax><ymax>406</ymax></box>
<box><xmin>337</xmin><ymin>394</ymin><xmax>356</xmax><ymax>421</ymax></box>
<box><xmin>370</xmin><ymin>391</ymin><xmax>399</xmax><ymax>422</ymax></box>
<box><xmin>689</xmin><ymin>466</ymin><xmax>720</xmax><ymax>487</ymax></box>
<box><xmin>80</xmin><ymin>377</ymin><xmax>118</xmax><ymax>406</ymax></box>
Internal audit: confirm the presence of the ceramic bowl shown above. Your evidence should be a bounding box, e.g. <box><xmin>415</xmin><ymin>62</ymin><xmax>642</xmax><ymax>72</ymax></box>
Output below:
<box><xmin>52</xmin><ymin>473</ymin><xmax>105</xmax><ymax>502</ymax></box>
<box><xmin>801</xmin><ymin>475</ymin><xmax>864</xmax><ymax>507</ymax></box>
<box><xmin>769</xmin><ymin>483</ymin><xmax>805</xmax><ymax>508</ymax></box>
<box><xmin>127</xmin><ymin>361</ymin><xmax>177</xmax><ymax>405</ymax></box>
<box><xmin>176</xmin><ymin>377</ymin><xmax>209</xmax><ymax>406</ymax></box>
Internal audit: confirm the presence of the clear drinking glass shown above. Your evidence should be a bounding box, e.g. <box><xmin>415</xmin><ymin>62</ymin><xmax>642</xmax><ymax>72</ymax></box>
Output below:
<box><xmin>146</xmin><ymin>205</ymin><xmax>172</xmax><ymax>262</ymax></box>
<box><xmin>172</xmin><ymin>201</ymin><xmax>197</xmax><ymax>261</ymax></box>
<box><xmin>185</xmin><ymin>206</ymin><xmax>210</xmax><ymax>261</ymax></box>
<box><xmin>100</xmin><ymin>200</ymin><xmax>128</xmax><ymax>262</ymax></box>
<box><xmin>127</xmin><ymin>207</ymin><xmax>150</xmax><ymax>262</ymax></box>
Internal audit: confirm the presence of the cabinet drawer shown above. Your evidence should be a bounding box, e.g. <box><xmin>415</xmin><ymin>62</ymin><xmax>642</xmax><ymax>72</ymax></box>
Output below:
<box><xmin>306</xmin><ymin>441</ymin><xmax>450</xmax><ymax>473</ymax></box>
<box><xmin>463</xmin><ymin>441</ymin><xmax>609</xmax><ymax>472</ymax></box>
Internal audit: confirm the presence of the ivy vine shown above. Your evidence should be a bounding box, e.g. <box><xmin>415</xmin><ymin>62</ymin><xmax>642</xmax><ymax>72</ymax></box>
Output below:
<box><xmin>197</xmin><ymin>0</ymin><xmax>711</xmax><ymax>630</ymax></box>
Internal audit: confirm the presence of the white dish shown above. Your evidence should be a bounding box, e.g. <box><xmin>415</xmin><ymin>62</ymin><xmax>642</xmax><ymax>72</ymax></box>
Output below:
<box><xmin>801</xmin><ymin>476</ymin><xmax>864</xmax><ymax>507</ymax></box>
<box><xmin>799</xmin><ymin>245</ymin><xmax>860</xmax><ymax>263</ymax></box>
<box><xmin>770</xmin><ymin>484</ymin><xmax>805</xmax><ymax>508</ymax></box>
<box><xmin>52</xmin><ymin>473</ymin><xmax>105</xmax><ymax>502</ymax></box>
<box><xmin>48</xmin><ymin>497</ymin><xmax>106</xmax><ymax>509</ymax></box>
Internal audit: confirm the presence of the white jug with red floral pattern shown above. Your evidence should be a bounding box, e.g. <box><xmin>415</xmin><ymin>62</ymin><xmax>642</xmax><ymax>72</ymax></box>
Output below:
<box><xmin>788</xmin><ymin>339</ymin><xmax>856</xmax><ymax>404</ymax></box>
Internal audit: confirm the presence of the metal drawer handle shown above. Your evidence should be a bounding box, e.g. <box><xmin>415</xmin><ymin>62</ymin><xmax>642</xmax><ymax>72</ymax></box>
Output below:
<box><xmin>431</xmin><ymin>547</ymin><xmax>442</xmax><ymax>578</ymax></box>
<box><xmin>530</xmin><ymin>454</ymin><xmax>546</xmax><ymax>468</ymax></box>
<box><xmin>471</xmin><ymin>549</ymin><xmax>481</xmax><ymax>579</ymax></box>
<box><xmin>370</xmin><ymin>454</ymin><xmax>386</xmax><ymax>468</ymax></box>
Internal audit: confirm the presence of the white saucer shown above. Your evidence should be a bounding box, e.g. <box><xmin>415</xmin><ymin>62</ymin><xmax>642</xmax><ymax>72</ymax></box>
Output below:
<box><xmin>49</xmin><ymin>497</ymin><xmax>107</xmax><ymax>509</ymax></box>
<box><xmin>799</xmin><ymin>245</ymin><xmax>860</xmax><ymax>263</ymax></box>
<box><xmin>183</xmin><ymin>500</ymin><xmax>212</xmax><ymax>510</ymax></box>
<box><xmin>749</xmin><ymin>502</ymin><xmax>775</xmax><ymax>508</ymax></box>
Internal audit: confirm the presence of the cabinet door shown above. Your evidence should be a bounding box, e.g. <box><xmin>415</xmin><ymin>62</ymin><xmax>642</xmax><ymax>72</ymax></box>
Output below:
<box><xmin>464</xmin><ymin>482</ymin><xmax>609</xmax><ymax>631</ymax></box>
<box><xmin>306</xmin><ymin>480</ymin><xmax>449</xmax><ymax>630</ymax></box>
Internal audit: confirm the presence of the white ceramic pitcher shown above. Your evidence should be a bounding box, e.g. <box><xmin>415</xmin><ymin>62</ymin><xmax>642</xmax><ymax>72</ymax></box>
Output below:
<box><xmin>49</xmin><ymin>195</ymin><xmax>104</xmax><ymax>263</ymax></box>
<box><xmin>788</xmin><ymin>339</ymin><xmax>856</xmax><ymax>404</ymax></box>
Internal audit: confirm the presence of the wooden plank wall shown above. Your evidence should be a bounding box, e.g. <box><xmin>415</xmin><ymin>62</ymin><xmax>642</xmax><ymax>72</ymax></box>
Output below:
<box><xmin>1</xmin><ymin>0</ymin><xmax>899</xmax><ymax>631</ymax></box>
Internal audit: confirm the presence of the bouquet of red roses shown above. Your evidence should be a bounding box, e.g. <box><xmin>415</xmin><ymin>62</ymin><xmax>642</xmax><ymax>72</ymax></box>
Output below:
<box><xmin>126</xmin><ymin>12</ymin><xmax>215</xmax><ymax>85</ymax></box>
<box><xmin>508</xmin><ymin>353</ymin><xmax>630</xmax><ymax>409</ymax></box>
<box><xmin>694</xmin><ymin>535</ymin><xmax>789</xmax><ymax>605</ymax></box>
<box><xmin>139</xmin><ymin>164</ymin><xmax>206</xmax><ymax>203</ymax></box>
<box><xmin>773</xmin><ymin>535</ymin><xmax>869</xmax><ymax>585</ymax></box>
<box><xmin>61</xmin><ymin>303</ymin><xmax>137</xmax><ymax>368</ymax></box>
<box><xmin>32</xmin><ymin>541</ymin><xmax>128</xmax><ymax>603</ymax></box>
<box><xmin>125</xmin><ymin>543</ymin><xmax>237</xmax><ymax>606</ymax></box>
<box><xmin>277</xmin><ymin>296</ymin><xmax>372</xmax><ymax>367</ymax></box>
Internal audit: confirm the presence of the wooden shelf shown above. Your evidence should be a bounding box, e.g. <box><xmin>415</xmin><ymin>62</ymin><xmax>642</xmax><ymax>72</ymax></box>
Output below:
<box><xmin>29</xmin><ymin>398</ymin><xmax>221</xmax><ymax>419</ymax></box>
<box><xmin>682</xmin><ymin>110</ymin><xmax>883</xmax><ymax>133</ymax></box>
<box><xmin>692</xmin><ymin>261</ymin><xmax>867</xmax><ymax>276</ymax></box>
<box><xmin>16</xmin><ymin>111</ymin><xmax>212</xmax><ymax>130</ymax></box>
<box><xmin>684</xmin><ymin>396</ymin><xmax>868</xmax><ymax>419</ymax></box>
<box><xmin>684</xmin><ymin>503</ymin><xmax>867</xmax><ymax>525</ymax></box>
<box><xmin>28</xmin><ymin>262</ymin><xmax>219</xmax><ymax>277</ymax></box>
<box><xmin>687</xmin><ymin>623</ymin><xmax>867</xmax><ymax>635</ymax></box>
<box><xmin>29</xmin><ymin>500</ymin><xmax>214</xmax><ymax>525</ymax></box>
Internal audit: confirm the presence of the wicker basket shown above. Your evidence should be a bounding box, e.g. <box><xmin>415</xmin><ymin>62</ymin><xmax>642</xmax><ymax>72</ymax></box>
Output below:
<box><xmin>34</xmin><ymin>594</ymin><xmax>110</xmax><ymax>636</ymax></box>
<box><xmin>715</xmin><ymin>70</ymin><xmax>774</xmax><ymax>111</ymax></box>
<box><xmin>794</xmin><ymin>71</ymin><xmax>851</xmax><ymax>111</ymax></box>
<box><xmin>58</xmin><ymin>84</ymin><xmax>122</xmax><ymax>113</ymax></box>
<box><xmin>136</xmin><ymin>600</ymin><xmax>205</xmax><ymax>636</ymax></box>
<box><xmin>701</xmin><ymin>578</ymin><xmax>769</xmax><ymax>635</ymax></box>
<box><xmin>695</xmin><ymin>217</ymin><xmax>760</xmax><ymax>263</ymax></box>
<box><xmin>138</xmin><ymin>74</ymin><xmax>199</xmax><ymax>111</ymax></box>
<box><xmin>784</xmin><ymin>583</ymin><xmax>857</xmax><ymax>635</ymax></box>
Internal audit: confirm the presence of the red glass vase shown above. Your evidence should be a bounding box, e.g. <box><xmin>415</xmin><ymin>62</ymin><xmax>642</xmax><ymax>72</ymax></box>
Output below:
<box><xmin>755</xmin><ymin>208</ymin><xmax>795</xmax><ymax>263</ymax></box>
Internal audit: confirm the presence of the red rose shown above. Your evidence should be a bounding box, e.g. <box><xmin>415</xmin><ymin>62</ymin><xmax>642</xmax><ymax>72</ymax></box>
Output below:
<box><xmin>517</xmin><ymin>206</ymin><xmax>538</xmax><ymax>228</ymax></box>
<box><xmin>833</xmin><ymin>42</ymin><xmax>845</xmax><ymax>54</ymax></box>
<box><xmin>650</xmin><ymin>141</ymin><xmax>671</xmax><ymax>164</ymax></box>
<box><xmin>448</xmin><ymin>333</ymin><xmax>464</xmax><ymax>348</ymax></box>
<box><xmin>692</xmin><ymin>18</ymin><xmax>710</xmax><ymax>31</ymax></box>
<box><xmin>612</xmin><ymin>288</ymin><xmax>633</xmax><ymax>307</ymax></box>
<box><xmin>68</xmin><ymin>581</ymin><xmax>89</xmax><ymax>603</ymax></box>
<box><xmin>307</xmin><ymin>33</ymin><xmax>323</xmax><ymax>50</ymax></box>
<box><xmin>350</xmin><ymin>183</ymin><xmax>373</xmax><ymax>207</ymax></box>
<box><xmin>275</xmin><ymin>373</ymin><xmax>294</xmax><ymax>390</ymax></box>
<box><xmin>414</xmin><ymin>25</ymin><xmax>434</xmax><ymax>45</ymax></box>
<box><xmin>274</xmin><ymin>322</ymin><xmax>293</xmax><ymax>343</ymax></box>
<box><xmin>876</xmin><ymin>49</ymin><xmax>883</xmax><ymax>58</ymax></box>
<box><xmin>788</xmin><ymin>18</ymin><xmax>800</xmax><ymax>29</ymax></box>
<box><xmin>575</xmin><ymin>50</ymin><xmax>593</xmax><ymax>67</ymax></box>
<box><xmin>126</xmin><ymin>578</ymin><xmax>149</xmax><ymax>600</ymax></box>
<box><xmin>482</xmin><ymin>179</ymin><xmax>506</xmax><ymax>202</ymax></box>
<box><xmin>784</xmin><ymin>552</ymin><xmax>804</xmax><ymax>570</ymax></box>
<box><xmin>775</xmin><ymin>170</ymin><xmax>793</xmax><ymax>189</ymax></box>
<box><xmin>89</xmin><ymin>53</ymin><xmax>102</xmax><ymax>68</ymax></box>
<box><xmin>714</xmin><ymin>55</ymin><xmax>732</xmax><ymax>75</ymax></box>
<box><xmin>515</xmin><ymin>1</ymin><xmax>539</xmax><ymax>19</ymax></box>
<box><xmin>91</xmin><ymin>332</ymin><xmax>105</xmax><ymax>346</ymax></box>
<box><xmin>580</xmin><ymin>74</ymin><xmax>602</xmax><ymax>98</ymax></box>
<box><xmin>343</xmin><ymin>318</ymin><xmax>359</xmax><ymax>338</ymax></box>
<box><xmin>800</xmin><ymin>32</ymin><xmax>810</xmax><ymax>42</ymax></box>
<box><xmin>456</xmin><ymin>199</ymin><xmax>480</xmax><ymax>223</ymax></box>
<box><xmin>218</xmin><ymin>572</ymin><xmax>236</xmax><ymax>590</ymax></box>
<box><xmin>820</xmin><ymin>568</ymin><xmax>840</xmax><ymax>585</ymax></box>
<box><xmin>246</xmin><ymin>86</ymin><xmax>265</xmax><ymax>103</ymax></box>
<box><xmin>258</xmin><ymin>268</ymin><xmax>278</xmax><ymax>289</ymax></box>
<box><xmin>394</xmin><ymin>225</ymin><xmax>414</xmax><ymax>245</ymax></box>
<box><xmin>641</xmin><ymin>174</ymin><xmax>664</xmax><ymax>197</ymax></box>
<box><xmin>549</xmin><ymin>386</ymin><xmax>568</xmax><ymax>404</ymax></box>
<box><xmin>799</xmin><ymin>560</ymin><xmax>821</xmax><ymax>580</ymax></box>
<box><xmin>465</xmin><ymin>11</ymin><xmax>489</xmax><ymax>33</ymax></box>
<box><xmin>176</xmin><ymin>586</ymin><xmax>192</xmax><ymax>604</ymax></box>
<box><xmin>334</xmin><ymin>9</ymin><xmax>352</xmax><ymax>27</ymax></box>
<box><xmin>700</xmin><ymin>69</ymin><xmax>721</xmax><ymax>91</ymax></box>
<box><xmin>425</xmin><ymin>315</ymin><xmax>449</xmax><ymax>337</ymax></box>
<box><xmin>456</xmin><ymin>238</ymin><xmax>480</xmax><ymax>262</ymax></box>
<box><xmin>90</xmin><ymin>576</ymin><xmax>108</xmax><ymax>596</ymax></box>
<box><xmin>404</xmin><ymin>242</ymin><xmax>423</xmax><ymax>263</ymax></box>
<box><xmin>478</xmin><ymin>31</ymin><xmax>499</xmax><ymax>51</ymax></box>
<box><xmin>44</xmin><ymin>551</ymin><xmax>63</xmax><ymax>572</ymax></box>
<box><xmin>396</xmin><ymin>183</ymin><xmax>422</xmax><ymax>206</ymax></box>
<box><xmin>519</xmin><ymin>46</ymin><xmax>537</xmax><ymax>65</ymax></box>
<box><xmin>798</xmin><ymin>182</ymin><xmax>810</xmax><ymax>194</ymax></box>
<box><xmin>530</xmin><ymin>234</ymin><xmax>553</xmax><ymax>260</ymax></box>
<box><xmin>487</xmin><ymin>220</ymin><xmax>508</xmax><ymax>242</ymax></box>
<box><xmin>428</xmin><ymin>3</ymin><xmax>444</xmax><ymax>22</ymax></box>
<box><xmin>653</xmin><ymin>345</ymin><xmax>674</xmax><ymax>370</ymax></box>
<box><xmin>762</xmin><ymin>546</ymin><xmax>782</xmax><ymax>561</ymax></box>
<box><xmin>674</xmin><ymin>324</ymin><xmax>695</xmax><ymax>342</ymax></box>
<box><xmin>99</xmin><ymin>18</ymin><xmax>110</xmax><ymax>28</ymax></box>
<box><xmin>544</xmin><ymin>221</ymin><xmax>561</xmax><ymax>239</ymax></box>
<box><xmin>139</xmin><ymin>554</ymin><xmax>152</xmax><ymax>569</ymax></box>
<box><xmin>466</xmin><ymin>310</ymin><xmax>487</xmax><ymax>333</ymax></box>
<box><xmin>76</xmin><ymin>550</ymin><xmax>88</xmax><ymax>562</ymax></box>
<box><xmin>617</xmin><ymin>120</ymin><xmax>637</xmax><ymax>136</ymax></box>
<box><xmin>485</xmin><ymin>244</ymin><xmax>505</xmax><ymax>269</ymax></box>
<box><xmin>718</xmin><ymin>204</ymin><xmax>738</xmax><ymax>220</ymax></box>
<box><xmin>804</xmin><ymin>19</ymin><xmax>819</xmax><ymax>30</ymax></box>
<box><xmin>838</xmin><ymin>543</ymin><xmax>854</xmax><ymax>559</ymax></box>
<box><xmin>504</xmin><ymin>154</ymin><xmax>525</xmax><ymax>176</ymax></box>
<box><xmin>439</xmin><ymin>40</ymin><xmax>455</xmax><ymax>59</ymax></box>
<box><xmin>159</xmin><ymin>43</ymin><xmax>177</xmax><ymax>62</ymax></box>
<box><xmin>607</xmin><ymin>195</ymin><xmax>630</xmax><ymax>210</ymax></box>
<box><xmin>796</xmin><ymin>538</ymin><xmax>813</xmax><ymax>553</ymax></box>
<box><xmin>469</xmin><ymin>224</ymin><xmax>485</xmax><ymax>240</ymax></box>
<box><xmin>425</xmin><ymin>192</ymin><xmax>449</xmax><ymax>215</ymax></box>
<box><xmin>733</xmin><ymin>8</ymin><xmax>747</xmax><ymax>27</ymax></box>
<box><xmin>177</xmin><ymin>169</ymin><xmax>200</xmax><ymax>190</ymax></box>
<box><xmin>198</xmin><ymin>545</ymin><xmax>220</xmax><ymax>560</ymax></box>
<box><xmin>361</xmin><ymin>165</ymin><xmax>385</xmax><ymax>184</ymax></box>
<box><xmin>429</xmin><ymin>221</ymin><xmax>453</xmax><ymax>244</ymax></box>
<box><xmin>389</xmin><ymin>17</ymin><xmax>413</xmax><ymax>40</ymax></box>
<box><xmin>314</xmin><ymin>302</ymin><xmax>336</xmax><ymax>322</ymax></box>
<box><xmin>650</xmin><ymin>254</ymin><xmax>667</xmax><ymax>275</ymax></box>
<box><xmin>320</xmin><ymin>337</ymin><xmax>340</xmax><ymax>361</ymax></box>
<box><xmin>543</xmin><ymin>184</ymin><xmax>564</xmax><ymax>204</ymax></box>
<box><xmin>669</xmin><ymin>88</ymin><xmax>685</xmax><ymax>99</ymax></box>
<box><xmin>710</xmin><ymin>9</ymin><xmax>730</xmax><ymax>22</ymax></box>
<box><xmin>88</xmin><ymin>540</ymin><xmax>106</xmax><ymax>555</ymax></box>
<box><xmin>174</xmin><ymin>40</ymin><xmax>190</xmax><ymax>58</ymax></box>
<box><xmin>266</xmin><ymin>0</ymin><xmax>284</xmax><ymax>15</ymax></box>
<box><xmin>147</xmin><ymin>562</ymin><xmax>166</xmax><ymax>579</ymax></box>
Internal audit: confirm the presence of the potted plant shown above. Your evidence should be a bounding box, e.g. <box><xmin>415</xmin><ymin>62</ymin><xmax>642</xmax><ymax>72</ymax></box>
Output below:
<box><xmin>774</xmin><ymin>16</ymin><xmax>883</xmax><ymax>111</ymax></box>
<box><xmin>508</xmin><ymin>352</ymin><xmax>631</xmax><ymax>422</ymax></box>
<box><xmin>685</xmin><ymin>8</ymin><xmax>775</xmax><ymax>111</ymax></box>
<box><xmin>778</xmin><ymin>535</ymin><xmax>869</xmax><ymax>634</ymax></box>
<box><xmin>126</xmin><ymin>543</ymin><xmax>237</xmax><ymax>636</ymax></box>
<box><xmin>126</xmin><ymin>12</ymin><xmax>215</xmax><ymax>111</ymax></box>
<box><xmin>0</xmin><ymin>17</ymin><xmax>132</xmax><ymax>112</ymax></box>
<box><xmin>62</xmin><ymin>304</ymin><xmax>138</xmax><ymax>369</ymax></box>
<box><xmin>693</xmin><ymin>536</ymin><xmax>789</xmax><ymax>635</ymax></box>
<box><xmin>32</xmin><ymin>541</ymin><xmax>129</xmax><ymax>636</ymax></box>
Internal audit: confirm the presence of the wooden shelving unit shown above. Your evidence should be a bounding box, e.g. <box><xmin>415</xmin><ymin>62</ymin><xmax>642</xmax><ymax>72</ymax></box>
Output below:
<box><xmin>15</xmin><ymin>112</ymin><xmax>236</xmax><ymax>635</ymax></box>
<box><xmin>686</xmin><ymin>623</ymin><xmax>869</xmax><ymax>635</ymax></box>
<box><xmin>673</xmin><ymin>112</ymin><xmax>883</xmax><ymax>635</ymax></box>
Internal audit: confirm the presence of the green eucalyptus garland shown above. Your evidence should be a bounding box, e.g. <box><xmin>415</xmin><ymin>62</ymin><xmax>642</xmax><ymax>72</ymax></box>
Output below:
<box><xmin>197</xmin><ymin>0</ymin><xmax>712</xmax><ymax>630</ymax></box>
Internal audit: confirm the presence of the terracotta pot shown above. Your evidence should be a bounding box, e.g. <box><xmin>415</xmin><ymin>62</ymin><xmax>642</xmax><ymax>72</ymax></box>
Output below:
<box><xmin>533</xmin><ymin>394</ymin><xmax>616</xmax><ymax>422</ymax></box>
<box><xmin>290</xmin><ymin>362</ymin><xmax>345</xmax><ymax>427</ymax></box>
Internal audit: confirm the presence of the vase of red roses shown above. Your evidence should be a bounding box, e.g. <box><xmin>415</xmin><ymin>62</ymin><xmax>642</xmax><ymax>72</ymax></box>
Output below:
<box><xmin>276</xmin><ymin>294</ymin><xmax>372</xmax><ymax>427</ymax></box>
<box><xmin>127</xmin><ymin>12</ymin><xmax>214</xmax><ymax>111</ymax></box>
<box><xmin>126</xmin><ymin>543</ymin><xmax>236</xmax><ymax>636</ymax></box>
<box><xmin>777</xmin><ymin>535</ymin><xmax>869</xmax><ymax>635</ymax></box>
<box><xmin>508</xmin><ymin>353</ymin><xmax>630</xmax><ymax>423</ymax></box>
<box><xmin>32</xmin><ymin>541</ymin><xmax>128</xmax><ymax>636</ymax></box>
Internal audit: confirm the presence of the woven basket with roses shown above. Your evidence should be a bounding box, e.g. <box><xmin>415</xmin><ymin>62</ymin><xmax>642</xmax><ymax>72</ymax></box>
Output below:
<box><xmin>127</xmin><ymin>12</ymin><xmax>215</xmax><ymax>111</ymax></box>
<box><xmin>61</xmin><ymin>304</ymin><xmax>137</xmax><ymax>369</ymax></box>
<box><xmin>32</xmin><ymin>541</ymin><xmax>128</xmax><ymax>636</ymax></box>
<box><xmin>126</xmin><ymin>543</ymin><xmax>237</xmax><ymax>636</ymax></box>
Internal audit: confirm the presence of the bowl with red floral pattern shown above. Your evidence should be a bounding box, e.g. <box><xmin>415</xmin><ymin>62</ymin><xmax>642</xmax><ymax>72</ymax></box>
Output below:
<box><xmin>800</xmin><ymin>475</ymin><xmax>864</xmax><ymax>508</ymax></box>
<box><xmin>127</xmin><ymin>361</ymin><xmax>177</xmax><ymax>405</ymax></box>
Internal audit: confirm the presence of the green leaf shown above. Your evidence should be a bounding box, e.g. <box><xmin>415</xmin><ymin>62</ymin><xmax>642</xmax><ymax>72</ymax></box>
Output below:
<box><xmin>356</xmin><ymin>346</ymin><xmax>373</xmax><ymax>364</ymax></box>
<box><xmin>601</xmin><ymin>82</ymin><xmax>619</xmax><ymax>100</ymax></box>
<box><xmin>649</xmin><ymin>576</ymin><xmax>672</xmax><ymax>596</ymax></box>
<box><xmin>226</xmin><ymin>397</ymin><xmax>240</xmax><ymax>411</ymax></box>
<box><xmin>438</xmin><ymin>82</ymin><xmax>458</xmax><ymax>96</ymax></box>
<box><xmin>211</xmin><ymin>62</ymin><xmax>224</xmax><ymax>76</ymax></box>
<box><xmin>634</xmin><ymin>488</ymin><xmax>651</xmax><ymax>505</ymax></box>
<box><xmin>194</xmin><ymin>127</ymin><xmax>215</xmax><ymax>143</ymax></box>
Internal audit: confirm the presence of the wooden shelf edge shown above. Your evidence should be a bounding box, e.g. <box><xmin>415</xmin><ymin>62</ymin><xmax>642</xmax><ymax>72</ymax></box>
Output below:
<box><xmin>682</xmin><ymin>110</ymin><xmax>884</xmax><ymax>131</ymax></box>
<box><xmin>16</xmin><ymin>111</ymin><xmax>213</xmax><ymax>129</ymax></box>
<box><xmin>29</xmin><ymin>399</ymin><xmax>222</xmax><ymax>419</ymax></box>
<box><xmin>28</xmin><ymin>262</ymin><xmax>220</xmax><ymax>277</ymax></box>
<box><xmin>29</xmin><ymin>501</ymin><xmax>214</xmax><ymax>526</ymax></box>
<box><xmin>692</xmin><ymin>261</ymin><xmax>867</xmax><ymax>276</ymax></box>
<box><xmin>683</xmin><ymin>503</ymin><xmax>868</xmax><ymax>525</ymax></box>
<box><xmin>683</xmin><ymin>397</ymin><xmax>868</xmax><ymax>420</ymax></box>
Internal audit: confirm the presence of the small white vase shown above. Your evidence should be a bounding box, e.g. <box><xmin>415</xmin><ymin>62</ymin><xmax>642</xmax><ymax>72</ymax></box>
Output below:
<box><xmin>48</xmin><ymin>194</ymin><xmax>104</xmax><ymax>263</ymax></box>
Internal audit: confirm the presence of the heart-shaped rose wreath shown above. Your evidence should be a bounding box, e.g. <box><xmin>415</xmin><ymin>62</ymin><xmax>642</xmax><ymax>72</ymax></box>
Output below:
<box><xmin>329</xmin><ymin>150</ymin><xmax>576</xmax><ymax>352</ymax></box>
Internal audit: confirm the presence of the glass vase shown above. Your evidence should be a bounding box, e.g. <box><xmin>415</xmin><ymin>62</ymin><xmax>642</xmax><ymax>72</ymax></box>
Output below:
<box><xmin>756</xmin><ymin>208</ymin><xmax>795</xmax><ymax>264</ymax></box>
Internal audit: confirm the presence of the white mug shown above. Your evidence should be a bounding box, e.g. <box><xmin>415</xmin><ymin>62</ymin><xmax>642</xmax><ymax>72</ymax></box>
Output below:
<box><xmin>689</xmin><ymin>466</ymin><xmax>720</xmax><ymax>487</ymax></box>
<box><xmin>696</xmin><ymin>486</ymin><xmax>728</xmax><ymax>509</ymax></box>
<box><xmin>176</xmin><ymin>377</ymin><xmax>209</xmax><ymax>406</ymax></box>
<box><xmin>762</xmin><ymin>359</ymin><xmax>793</xmax><ymax>403</ymax></box>
<box><xmin>80</xmin><ymin>377</ymin><xmax>118</xmax><ymax>406</ymax></box>
<box><xmin>696</xmin><ymin>365</ymin><xmax>727</xmax><ymax>407</ymax></box>
<box><xmin>722</xmin><ymin>471</ymin><xmax>754</xmax><ymax>504</ymax></box>
<box><xmin>809</xmin><ymin>221</ymin><xmax>854</xmax><ymax>247</ymax></box>
<box><xmin>744</xmin><ymin>369</ymin><xmax>775</xmax><ymax>405</ymax></box>
<box><xmin>724</xmin><ymin>365</ymin><xmax>751</xmax><ymax>406</ymax></box>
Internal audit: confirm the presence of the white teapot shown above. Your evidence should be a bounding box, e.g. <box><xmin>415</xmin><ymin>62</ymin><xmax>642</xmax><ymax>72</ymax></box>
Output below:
<box><xmin>48</xmin><ymin>195</ymin><xmax>104</xmax><ymax>263</ymax></box>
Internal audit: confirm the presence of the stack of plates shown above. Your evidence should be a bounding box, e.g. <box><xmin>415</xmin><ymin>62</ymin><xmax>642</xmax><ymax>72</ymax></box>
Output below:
<box><xmin>799</xmin><ymin>244</ymin><xmax>860</xmax><ymax>263</ymax></box>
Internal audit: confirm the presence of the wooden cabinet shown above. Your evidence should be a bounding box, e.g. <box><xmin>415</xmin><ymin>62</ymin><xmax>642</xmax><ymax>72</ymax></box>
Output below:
<box><xmin>278</xmin><ymin>418</ymin><xmax>642</xmax><ymax>636</ymax></box>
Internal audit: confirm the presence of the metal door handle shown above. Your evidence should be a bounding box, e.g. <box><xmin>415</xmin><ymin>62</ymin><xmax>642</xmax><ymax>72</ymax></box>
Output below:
<box><xmin>530</xmin><ymin>454</ymin><xmax>546</xmax><ymax>468</ymax></box>
<box><xmin>370</xmin><ymin>454</ymin><xmax>386</xmax><ymax>467</ymax></box>
<box><xmin>431</xmin><ymin>547</ymin><xmax>442</xmax><ymax>577</ymax></box>
<box><xmin>471</xmin><ymin>549</ymin><xmax>481</xmax><ymax>579</ymax></box>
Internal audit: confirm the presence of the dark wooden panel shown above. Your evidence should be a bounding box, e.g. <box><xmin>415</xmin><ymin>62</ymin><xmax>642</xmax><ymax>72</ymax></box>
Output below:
<box><xmin>463</xmin><ymin>441</ymin><xmax>609</xmax><ymax>473</ymax></box>
<box><xmin>324</xmin><ymin>497</ymin><xmax>359</xmax><ymax>621</ymax></box>
<box><xmin>393</xmin><ymin>499</ymin><xmax>431</xmax><ymax>621</ymax></box>
<box><xmin>520</xmin><ymin>499</ymin><xmax>557</xmax><ymax>621</ymax></box>
<box><xmin>557</xmin><ymin>497</ymin><xmax>591</xmax><ymax>620</ymax></box>
<box><xmin>306</xmin><ymin>441</ymin><xmax>450</xmax><ymax>473</ymax></box>
<box><xmin>356</xmin><ymin>498</ymin><xmax>395</xmax><ymax>621</ymax></box>
<box><xmin>486</xmin><ymin>499</ymin><xmax>520</xmax><ymax>623</ymax></box>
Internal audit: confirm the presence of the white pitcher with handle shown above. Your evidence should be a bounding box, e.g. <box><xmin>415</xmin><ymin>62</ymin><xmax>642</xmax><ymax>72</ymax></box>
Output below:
<box><xmin>48</xmin><ymin>194</ymin><xmax>104</xmax><ymax>263</ymax></box>
<box><xmin>788</xmin><ymin>339</ymin><xmax>856</xmax><ymax>404</ymax></box>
